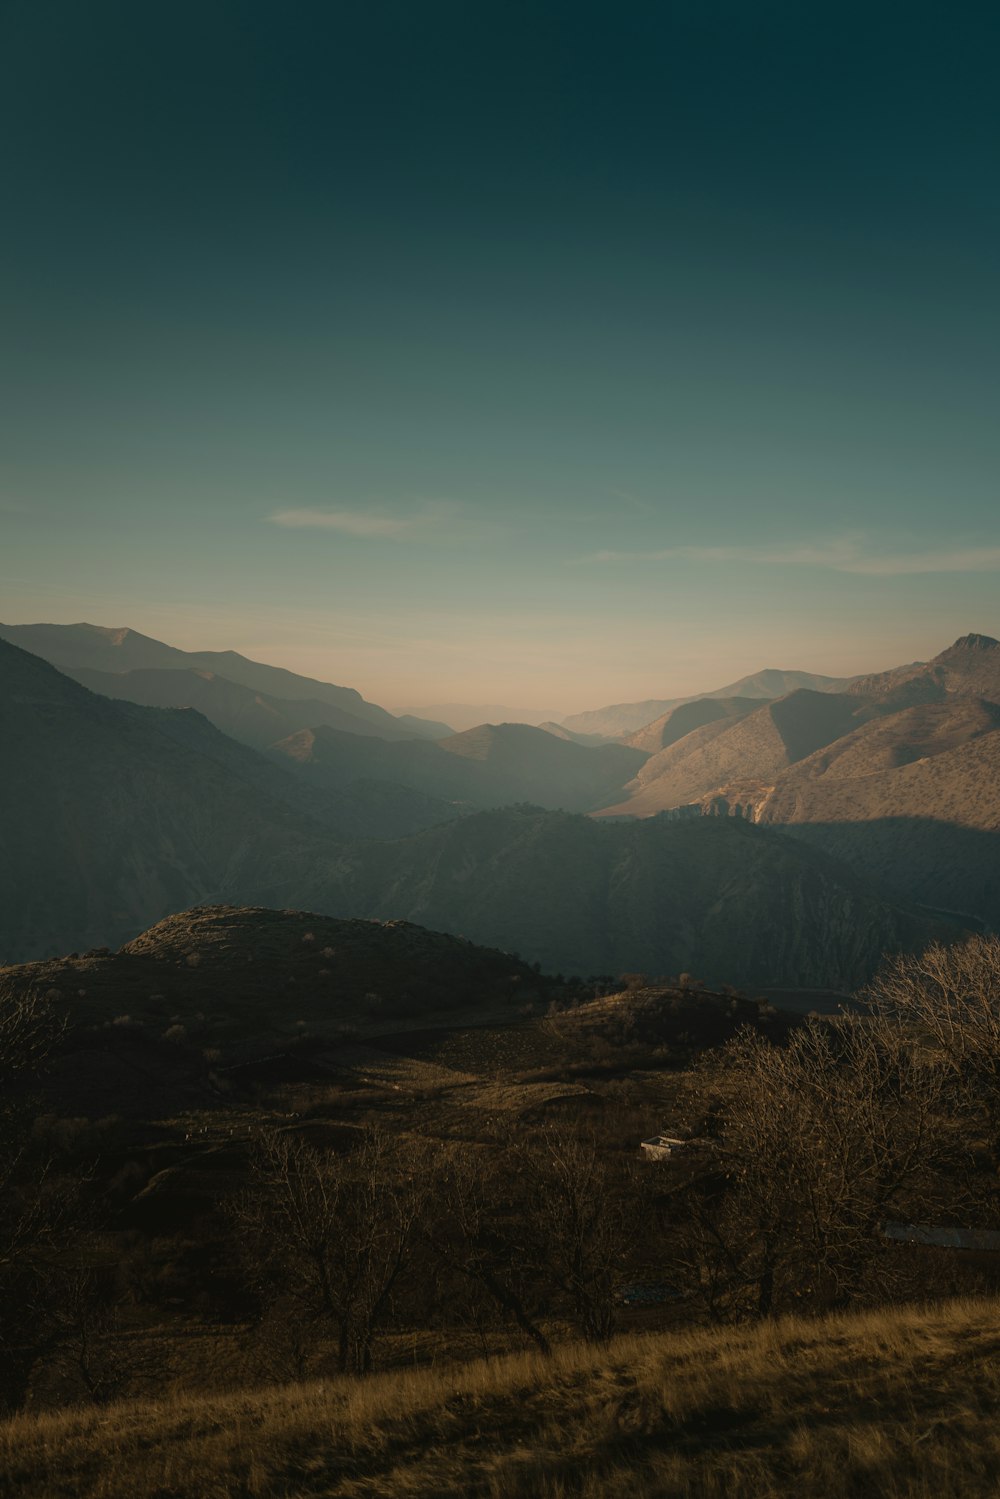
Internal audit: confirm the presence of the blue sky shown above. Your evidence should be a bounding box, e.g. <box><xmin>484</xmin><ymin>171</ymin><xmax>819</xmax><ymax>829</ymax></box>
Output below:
<box><xmin>2</xmin><ymin>1</ymin><xmax>999</xmax><ymax>711</ymax></box>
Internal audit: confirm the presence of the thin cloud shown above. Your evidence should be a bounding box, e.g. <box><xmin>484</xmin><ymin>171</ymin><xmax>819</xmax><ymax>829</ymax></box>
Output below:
<box><xmin>847</xmin><ymin>547</ymin><xmax>1000</xmax><ymax>576</ymax></box>
<box><xmin>267</xmin><ymin>503</ymin><xmax>460</xmax><ymax>539</ymax></box>
<box><xmin>572</xmin><ymin>537</ymin><xmax>1000</xmax><ymax>576</ymax></box>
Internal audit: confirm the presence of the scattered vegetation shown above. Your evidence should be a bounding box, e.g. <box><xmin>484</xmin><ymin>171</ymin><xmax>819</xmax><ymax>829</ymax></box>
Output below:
<box><xmin>5</xmin><ymin>924</ymin><xmax>1000</xmax><ymax>1492</ymax></box>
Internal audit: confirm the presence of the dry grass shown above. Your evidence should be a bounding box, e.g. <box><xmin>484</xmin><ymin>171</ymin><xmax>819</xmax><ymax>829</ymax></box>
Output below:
<box><xmin>6</xmin><ymin>1297</ymin><xmax>1000</xmax><ymax>1497</ymax></box>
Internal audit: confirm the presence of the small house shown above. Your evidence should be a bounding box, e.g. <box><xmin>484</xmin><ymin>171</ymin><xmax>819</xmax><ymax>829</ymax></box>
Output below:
<box><xmin>640</xmin><ymin>1134</ymin><xmax>689</xmax><ymax>1162</ymax></box>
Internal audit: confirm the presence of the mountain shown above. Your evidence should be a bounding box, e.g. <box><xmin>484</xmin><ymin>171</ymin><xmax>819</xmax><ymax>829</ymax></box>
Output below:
<box><xmin>624</xmin><ymin>696</ymin><xmax>760</xmax><ymax>754</ymax></box>
<box><xmin>0</xmin><ymin>639</ymin><xmax>453</xmax><ymax>963</ymax></box>
<box><xmin>334</xmin><ymin>806</ymin><xmax>946</xmax><ymax>988</ymax></box>
<box><xmin>271</xmin><ymin>721</ymin><xmax>648</xmax><ymax>813</ymax></box>
<box><xmin>0</xmin><ymin>640</ymin><xmax>941</xmax><ymax>985</ymax></box>
<box><xmin>745</xmin><ymin>696</ymin><xmax>1000</xmax><ymax>924</ymax></box>
<box><xmin>561</xmin><ymin>668</ymin><xmax>852</xmax><ymax>739</ymax></box>
<box><xmin>585</xmin><ymin>636</ymin><xmax>1000</xmax><ymax>927</ymax></box>
<box><xmin>390</xmin><ymin>702</ymin><xmax>563</xmax><ymax>731</ymax></box>
<box><xmin>393</xmin><ymin>713</ymin><xmax>455</xmax><ymax>739</ymax></box>
<box><xmin>596</xmin><ymin>690</ymin><xmax>878</xmax><ymax>819</ymax></box>
<box><xmin>64</xmin><ymin>665</ymin><xmax>421</xmax><ymax>748</ymax></box>
<box><xmin>844</xmin><ymin>633</ymin><xmax>1000</xmax><ymax>708</ymax></box>
<box><xmin>536</xmin><ymin>721</ymin><xmax>617</xmax><ymax>745</ymax></box>
<box><xmin>0</xmin><ymin>621</ymin><xmax>443</xmax><ymax>742</ymax></box>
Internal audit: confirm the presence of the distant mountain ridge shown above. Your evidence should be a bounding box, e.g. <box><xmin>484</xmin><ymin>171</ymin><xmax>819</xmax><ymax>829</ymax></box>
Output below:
<box><xmin>270</xmin><ymin>720</ymin><xmax>648</xmax><ymax>813</ymax></box>
<box><xmin>0</xmin><ymin>621</ymin><xmax>446</xmax><ymax>743</ymax></box>
<box><xmin>561</xmin><ymin>668</ymin><xmax>853</xmax><ymax>738</ymax></box>
<box><xmin>390</xmin><ymin>702</ymin><xmax>563</xmax><ymax>731</ymax></box>
<box><xmin>0</xmin><ymin>638</ymin><xmax>454</xmax><ymax>962</ymax></box>
<box><xmin>63</xmin><ymin>665</ymin><xmax>441</xmax><ymax>748</ymax></box>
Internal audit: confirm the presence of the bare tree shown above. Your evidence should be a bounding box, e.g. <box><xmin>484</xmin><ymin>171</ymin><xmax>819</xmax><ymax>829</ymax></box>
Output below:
<box><xmin>425</xmin><ymin>1146</ymin><xmax>552</xmax><ymax>1355</ymax></box>
<box><xmin>47</xmin><ymin>1268</ymin><xmax>145</xmax><ymax>1406</ymax></box>
<box><xmin>684</xmin><ymin>1016</ymin><xmax>953</xmax><ymax>1319</ymax></box>
<box><xmin>0</xmin><ymin>981</ymin><xmax>72</xmax><ymax>1410</ymax></box>
<box><xmin>863</xmin><ymin>936</ymin><xmax>1000</xmax><ymax>1166</ymax></box>
<box><xmin>517</xmin><ymin>1129</ymin><xmax>630</xmax><ymax>1342</ymax></box>
<box><xmin>232</xmin><ymin>1127</ymin><xmax>424</xmax><ymax>1375</ymax></box>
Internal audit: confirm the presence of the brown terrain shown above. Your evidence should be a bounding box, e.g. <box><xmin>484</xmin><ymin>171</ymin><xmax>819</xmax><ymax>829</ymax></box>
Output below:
<box><xmin>591</xmin><ymin>635</ymin><xmax>1000</xmax><ymax>927</ymax></box>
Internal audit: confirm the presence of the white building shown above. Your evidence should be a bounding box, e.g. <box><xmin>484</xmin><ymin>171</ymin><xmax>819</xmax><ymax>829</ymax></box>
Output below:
<box><xmin>639</xmin><ymin>1134</ymin><xmax>690</xmax><ymax>1162</ymax></box>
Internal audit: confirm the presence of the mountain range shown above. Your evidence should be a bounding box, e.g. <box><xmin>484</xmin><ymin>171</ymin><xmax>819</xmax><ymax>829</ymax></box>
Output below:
<box><xmin>272</xmin><ymin>720</ymin><xmax>646</xmax><ymax>813</ymax></box>
<box><xmin>560</xmin><ymin>667</ymin><xmax>856</xmax><ymax>739</ymax></box>
<box><xmin>0</xmin><ymin>635</ymin><xmax>949</xmax><ymax>987</ymax></box>
<box><xmin>594</xmin><ymin>634</ymin><xmax>1000</xmax><ymax>926</ymax></box>
<box><xmin>389</xmin><ymin>701</ymin><xmax>562</xmax><ymax>731</ymax></box>
<box><xmin>0</xmin><ymin>621</ymin><xmax>450</xmax><ymax>744</ymax></box>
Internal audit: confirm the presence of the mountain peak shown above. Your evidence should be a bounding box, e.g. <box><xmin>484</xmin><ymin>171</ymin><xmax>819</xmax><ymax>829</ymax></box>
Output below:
<box><xmin>941</xmin><ymin>633</ymin><xmax>1000</xmax><ymax>655</ymax></box>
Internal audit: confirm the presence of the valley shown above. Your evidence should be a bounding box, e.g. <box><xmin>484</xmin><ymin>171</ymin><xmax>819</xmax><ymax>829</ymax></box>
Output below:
<box><xmin>3</xmin><ymin>616</ymin><xmax>1000</xmax><ymax>1498</ymax></box>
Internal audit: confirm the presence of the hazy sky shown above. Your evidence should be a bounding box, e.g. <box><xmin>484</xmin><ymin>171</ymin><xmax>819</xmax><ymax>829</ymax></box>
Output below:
<box><xmin>2</xmin><ymin>1</ymin><xmax>999</xmax><ymax>712</ymax></box>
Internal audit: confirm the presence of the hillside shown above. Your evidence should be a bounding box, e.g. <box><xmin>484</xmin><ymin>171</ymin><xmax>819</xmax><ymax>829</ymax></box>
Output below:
<box><xmin>561</xmin><ymin>667</ymin><xmax>851</xmax><ymax>738</ymax></box>
<box><xmin>536</xmin><ymin>721</ymin><xmax>615</xmax><ymax>745</ymax></box>
<box><xmin>845</xmin><ymin>633</ymin><xmax>1000</xmax><ymax>708</ymax></box>
<box><xmin>0</xmin><ymin>640</ymin><xmax>452</xmax><ymax>963</ymax></box>
<box><xmin>593</xmin><ymin>639</ymin><xmax>1000</xmax><ymax>926</ymax></box>
<box><xmin>596</xmin><ymin>690</ymin><xmax>876</xmax><ymax>818</ymax></box>
<box><xmin>0</xmin><ymin>639</ymin><xmax>947</xmax><ymax>982</ymax></box>
<box><xmin>6</xmin><ymin>1298</ymin><xmax>1000</xmax><ymax>1499</ymax></box>
<box><xmin>272</xmin><ymin>721</ymin><xmax>647</xmax><ymax>814</ymax></box>
<box><xmin>2</xmin><ymin>905</ymin><xmax>547</xmax><ymax>1057</ymax></box>
<box><xmin>624</xmin><ymin>695</ymin><xmax>760</xmax><ymax>753</ymax></box>
<box><xmin>337</xmin><ymin>806</ymin><xmax>943</xmax><ymax>987</ymax></box>
<box><xmin>750</xmin><ymin>698</ymin><xmax>1000</xmax><ymax>923</ymax></box>
<box><xmin>65</xmin><ymin>664</ymin><xmax>433</xmax><ymax>746</ymax></box>
<box><xmin>0</xmin><ymin>620</ymin><xmax>443</xmax><ymax>741</ymax></box>
<box><xmin>437</xmin><ymin>722</ymin><xmax>645</xmax><ymax>801</ymax></box>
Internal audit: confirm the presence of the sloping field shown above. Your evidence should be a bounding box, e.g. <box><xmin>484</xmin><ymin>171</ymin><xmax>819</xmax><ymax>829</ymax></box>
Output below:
<box><xmin>7</xmin><ymin>1297</ymin><xmax>1000</xmax><ymax>1497</ymax></box>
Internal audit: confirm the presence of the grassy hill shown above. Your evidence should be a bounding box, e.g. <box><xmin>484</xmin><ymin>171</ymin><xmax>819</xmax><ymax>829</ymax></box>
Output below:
<box><xmin>6</xmin><ymin>1297</ymin><xmax>1000</xmax><ymax>1497</ymax></box>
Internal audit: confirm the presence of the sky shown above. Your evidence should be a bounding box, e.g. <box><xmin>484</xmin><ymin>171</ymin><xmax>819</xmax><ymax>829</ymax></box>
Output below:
<box><xmin>2</xmin><ymin>0</ymin><xmax>999</xmax><ymax>714</ymax></box>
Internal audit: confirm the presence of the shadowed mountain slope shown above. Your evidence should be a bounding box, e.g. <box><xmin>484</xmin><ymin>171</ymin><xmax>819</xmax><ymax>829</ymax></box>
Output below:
<box><xmin>332</xmin><ymin>806</ymin><xmax>945</xmax><ymax>988</ymax></box>
<box><xmin>0</xmin><ymin>620</ymin><xmax>442</xmax><ymax>741</ymax></box>
<box><xmin>272</xmin><ymin>721</ymin><xmax>647</xmax><ymax>813</ymax></box>
<box><xmin>65</xmin><ymin>665</ymin><xmax>421</xmax><ymax>747</ymax></box>
<box><xmin>0</xmin><ymin>640</ymin><xmax>454</xmax><ymax>963</ymax></box>
<box><xmin>624</xmin><ymin>695</ymin><xmax>760</xmax><ymax>753</ymax></box>
<box><xmin>562</xmin><ymin>668</ymin><xmax>851</xmax><ymax>738</ymax></box>
<box><xmin>536</xmin><ymin>721</ymin><xmax>616</xmax><ymax>745</ymax></box>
